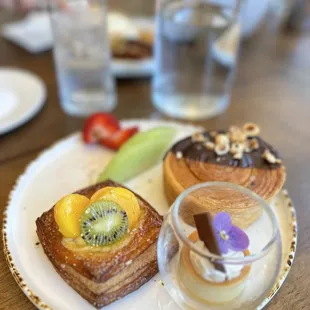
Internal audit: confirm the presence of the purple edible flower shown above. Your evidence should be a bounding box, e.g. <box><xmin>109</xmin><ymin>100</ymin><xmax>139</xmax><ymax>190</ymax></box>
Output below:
<box><xmin>213</xmin><ymin>212</ymin><xmax>249</xmax><ymax>254</ymax></box>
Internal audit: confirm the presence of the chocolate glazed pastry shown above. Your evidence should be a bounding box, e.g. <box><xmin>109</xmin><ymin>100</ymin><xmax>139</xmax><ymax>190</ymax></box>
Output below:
<box><xmin>163</xmin><ymin>124</ymin><xmax>286</xmax><ymax>228</ymax></box>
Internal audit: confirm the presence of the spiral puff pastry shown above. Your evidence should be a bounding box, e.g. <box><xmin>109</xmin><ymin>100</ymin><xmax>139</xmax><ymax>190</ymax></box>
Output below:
<box><xmin>163</xmin><ymin>130</ymin><xmax>286</xmax><ymax>228</ymax></box>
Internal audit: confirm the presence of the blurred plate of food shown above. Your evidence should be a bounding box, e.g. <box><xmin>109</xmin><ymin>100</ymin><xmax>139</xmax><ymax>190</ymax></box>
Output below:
<box><xmin>2</xmin><ymin>12</ymin><xmax>154</xmax><ymax>78</ymax></box>
<box><xmin>108</xmin><ymin>13</ymin><xmax>154</xmax><ymax>78</ymax></box>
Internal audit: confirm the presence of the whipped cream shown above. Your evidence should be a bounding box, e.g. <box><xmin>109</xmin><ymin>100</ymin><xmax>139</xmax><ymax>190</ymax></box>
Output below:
<box><xmin>107</xmin><ymin>13</ymin><xmax>140</xmax><ymax>40</ymax></box>
<box><xmin>190</xmin><ymin>240</ymin><xmax>244</xmax><ymax>283</ymax></box>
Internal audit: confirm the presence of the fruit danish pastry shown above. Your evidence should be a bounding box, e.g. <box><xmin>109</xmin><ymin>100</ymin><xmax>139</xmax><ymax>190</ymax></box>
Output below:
<box><xmin>36</xmin><ymin>180</ymin><xmax>162</xmax><ymax>308</ymax></box>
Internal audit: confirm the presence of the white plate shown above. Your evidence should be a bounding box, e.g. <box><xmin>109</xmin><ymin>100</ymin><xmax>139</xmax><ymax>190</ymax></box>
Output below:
<box><xmin>2</xmin><ymin>120</ymin><xmax>297</xmax><ymax>310</ymax></box>
<box><xmin>0</xmin><ymin>69</ymin><xmax>46</xmax><ymax>135</ymax></box>
<box><xmin>112</xmin><ymin>58</ymin><xmax>153</xmax><ymax>78</ymax></box>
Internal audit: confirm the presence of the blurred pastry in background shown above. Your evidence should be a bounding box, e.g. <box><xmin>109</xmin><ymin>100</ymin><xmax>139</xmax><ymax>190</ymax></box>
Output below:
<box><xmin>108</xmin><ymin>12</ymin><xmax>154</xmax><ymax>60</ymax></box>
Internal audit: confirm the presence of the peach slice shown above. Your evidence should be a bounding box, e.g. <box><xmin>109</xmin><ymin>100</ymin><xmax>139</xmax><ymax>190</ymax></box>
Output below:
<box><xmin>54</xmin><ymin>194</ymin><xmax>90</xmax><ymax>238</ymax></box>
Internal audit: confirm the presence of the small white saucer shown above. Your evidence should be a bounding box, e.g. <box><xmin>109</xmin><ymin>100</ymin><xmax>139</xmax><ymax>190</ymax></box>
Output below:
<box><xmin>0</xmin><ymin>68</ymin><xmax>46</xmax><ymax>135</ymax></box>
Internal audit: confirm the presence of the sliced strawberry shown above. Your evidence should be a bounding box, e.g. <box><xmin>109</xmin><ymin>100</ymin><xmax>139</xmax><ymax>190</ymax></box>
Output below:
<box><xmin>83</xmin><ymin>113</ymin><xmax>120</xmax><ymax>144</ymax></box>
<box><xmin>100</xmin><ymin>126</ymin><xmax>139</xmax><ymax>150</ymax></box>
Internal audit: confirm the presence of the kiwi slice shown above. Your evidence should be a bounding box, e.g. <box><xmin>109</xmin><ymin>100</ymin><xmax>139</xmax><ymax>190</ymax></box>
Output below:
<box><xmin>80</xmin><ymin>200</ymin><xmax>128</xmax><ymax>247</ymax></box>
<box><xmin>98</xmin><ymin>127</ymin><xmax>176</xmax><ymax>183</ymax></box>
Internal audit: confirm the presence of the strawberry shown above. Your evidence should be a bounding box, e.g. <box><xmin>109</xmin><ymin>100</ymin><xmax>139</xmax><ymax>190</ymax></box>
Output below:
<box><xmin>83</xmin><ymin>113</ymin><xmax>120</xmax><ymax>144</ymax></box>
<box><xmin>100</xmin><ymin>127</ymin><xmax>139</xmax><ymax>150</ymax></box>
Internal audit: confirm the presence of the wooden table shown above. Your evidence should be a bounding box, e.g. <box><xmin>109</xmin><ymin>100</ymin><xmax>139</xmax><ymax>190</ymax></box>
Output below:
<box><xmin>0</xmin><ymin>10</ymin><xmax>310</xmax><ymax>310</ymax></box>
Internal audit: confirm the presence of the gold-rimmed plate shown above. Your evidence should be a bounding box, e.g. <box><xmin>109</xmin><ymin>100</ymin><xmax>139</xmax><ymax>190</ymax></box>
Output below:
<box><xmin>2</xmin><ymin>120</ymin><xmax>297</xmax><ymax>310</ymax></box>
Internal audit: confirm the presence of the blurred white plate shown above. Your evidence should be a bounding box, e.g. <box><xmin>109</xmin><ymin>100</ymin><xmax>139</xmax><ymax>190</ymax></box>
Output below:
<box><xmin>1</xmin><ymin>13</ymin><xmax>53</xmax><ymax>53</ymax></box>
<box><xmin>112</xmin><ymin>58</ymin><xmax>153</xmax><ymax>78</ymax></box>
<box><xmin>0</xmin><ymin>69</ymin><xmax>46</xmax><ymax>135</ymax></box>
<box><xmin>3</xmin><ymin>120</ymin><xmax>297</xmax><ymax>310</ymax></box>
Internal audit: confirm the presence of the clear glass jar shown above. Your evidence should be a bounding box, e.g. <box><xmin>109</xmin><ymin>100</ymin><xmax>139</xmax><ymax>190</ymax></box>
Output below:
<box><xmin>157</xmin><ymin>182</ymin><xmax>282</xmax><ymax>309</ymax></box>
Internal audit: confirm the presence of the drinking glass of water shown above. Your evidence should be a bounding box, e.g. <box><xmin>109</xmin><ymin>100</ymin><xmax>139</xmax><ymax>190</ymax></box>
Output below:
<box><xmin>49</xmin><ymin>0</ymin><xmax>116</xmax><ymax>116</ymax></box>
<box><xmin>152</xmin><ymin>0</ymin><xmax>242</xmax><ymax>120</ymax></box>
